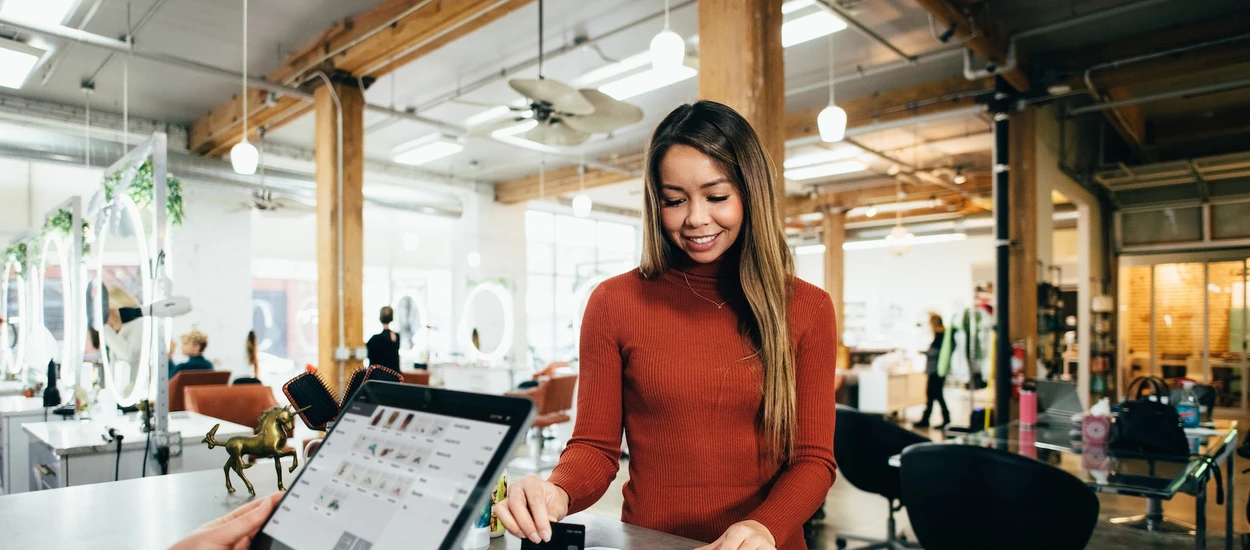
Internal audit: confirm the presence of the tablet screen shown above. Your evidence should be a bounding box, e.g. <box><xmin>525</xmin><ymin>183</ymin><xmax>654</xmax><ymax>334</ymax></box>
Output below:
<box><xmin>259</xmin><ymin>398</ymin><xmax>512</xmax><ymax>549</ymax></box>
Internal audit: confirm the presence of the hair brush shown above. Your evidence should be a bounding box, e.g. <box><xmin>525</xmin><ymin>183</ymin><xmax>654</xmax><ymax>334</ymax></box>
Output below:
<box><xmin>339</xmin><ymin>366</ymin><xmax>404</xmax><ymax>408</ymax></box>
<box><xmin>283</xmin><ymin>372</ymin><xmax>340</xmax><ymax>430</ymax></box>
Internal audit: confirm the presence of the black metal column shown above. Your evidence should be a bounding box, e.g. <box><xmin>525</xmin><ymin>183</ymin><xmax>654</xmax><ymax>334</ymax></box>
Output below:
<box><xmin>990</xmin><ymin>77</ymin><xmax>1016</xmax><ymax>424</ymax></box>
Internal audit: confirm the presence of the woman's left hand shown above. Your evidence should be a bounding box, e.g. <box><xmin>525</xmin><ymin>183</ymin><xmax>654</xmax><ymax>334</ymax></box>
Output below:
<box><xmin>169</xmin><ymin>491</ymin><xmax>283</xmax><ymax>550</ymax></box>
<box><xmin>694</xmin><ymin>520</ymin><xmax>776</xmax><ymax>550</ymax></box>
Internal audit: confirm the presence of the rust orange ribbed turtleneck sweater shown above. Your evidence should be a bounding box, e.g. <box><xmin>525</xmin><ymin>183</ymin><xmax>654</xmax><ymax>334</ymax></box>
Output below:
<box><xmin>547</xmin><ymin>256</ymin><xmax>838</xmax><ymax>550</ymax></box>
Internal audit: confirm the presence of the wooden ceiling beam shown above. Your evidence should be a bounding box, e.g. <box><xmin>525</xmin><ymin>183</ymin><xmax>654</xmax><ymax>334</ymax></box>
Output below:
<box><xmin>785</xmin><ymin>75</ymin><xmax>992</xmax><ymax>142</ymax></box>
<box><xmin>493</xmin><ymin>152</ymin><xmax>645</xmax><ymax>204</ymax></box>
<box><xmin>911</xmin><ymin>0</ymin><xmax>1029</xmax><ymax>91</ymax></box>
<box><xmin>783</xmin><ymin>175</ymin><xmax>990</xmax><ymax>218</ymax></box>
<box><xmin>190</xmin><ymin>0</ymin><xmax>531</xmax><ymax>157</ymax></box>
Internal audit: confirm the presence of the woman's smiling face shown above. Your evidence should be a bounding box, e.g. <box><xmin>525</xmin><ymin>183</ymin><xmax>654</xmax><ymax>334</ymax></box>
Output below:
<box><xmin>657</xmin><ymin>144</ymin><xmax>744</xmax><ymax>264</ymax></box>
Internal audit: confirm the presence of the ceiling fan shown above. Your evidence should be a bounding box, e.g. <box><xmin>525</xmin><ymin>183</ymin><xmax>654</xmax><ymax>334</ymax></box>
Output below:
<box><xmin>236</xmin><ymin>131</ymin><xmax>315</xmax><ymax>216</ymax></box>
<box><xmin>467</xmin><ymin>0</ymin><xmax>643</xmax><ymax>146</ymax></box>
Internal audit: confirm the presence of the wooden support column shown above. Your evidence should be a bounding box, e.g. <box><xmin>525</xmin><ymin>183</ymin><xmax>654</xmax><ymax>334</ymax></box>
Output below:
<box><xmin>822</xmin><ymin>209</ymin><xmax>848</xmax><ymax>369</ymax></box>
<box><xmin>1008</xmin><ymin>107</ymin><xmax>1038</xmax><ymax>380</ymax></box>
<box><xmin>316</xmin><ymin>80</ymin><xmax>366</xmax><ymax>396</ymax></box>
<box><xmin>698</xmin><ymin>0</ymin><xmax>785</xmax><ymax>185</ymax></box>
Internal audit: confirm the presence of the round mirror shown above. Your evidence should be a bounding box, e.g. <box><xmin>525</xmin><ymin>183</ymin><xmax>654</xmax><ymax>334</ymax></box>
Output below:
<box><xmin>41</xmin><ymin>234</ymin><xmax>76</xmax><ymax>387</ymax></box>
<box><xmin>2</xmin><ymin>259</ymin><xmax>25</xmax><ymax>376</ymax></box>
<box><xmin>93</xmin><ymin>195</ymin><xmax>152</xmax><ymax>406</ymax></box>
<box><xmin>459</xmin><ymin>282</ymin><xmax>513</xmax><ymax>362</ymax></box>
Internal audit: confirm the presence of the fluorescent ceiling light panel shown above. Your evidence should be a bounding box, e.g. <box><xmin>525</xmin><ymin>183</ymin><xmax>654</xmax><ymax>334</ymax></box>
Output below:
<box><xmin>491</xmin><ymin>119</ymin><xmax>538</xmax><ymax>138</ymax></box>
<box><xmin>784</xmin><ymin>160</ymin><xmax>867</xmax><ymax>180</ymax></box>
<box><xmin>599</xmin><ymin>65</ymin><xmax>697</xmax><ymax>100</ymax></box>
<box><xmin>0</xmin><ymin>38</ymin><xmax>44</xmax><ymax>89</ymax></box>
<box><xmin>0</xmin><ymin>0</ymin><xmax>77</xmax><ymax>26</ymax></box>
<box><xmin>392</xmin><ymin>134</ymin><xmax>464</xmax><ymax>166</ymax></box>
<box><xmin>782</xmin><ymin>0</ymin><xmax>817</xmax><ymax>14</ymax></box>
<box><xmin>574</xmin><ymin>51</ymin><xmax>652</xmax><ymax>87</ymax></box>
<box><xmin>464</xmin><ymin>105</ymin><xmax>512</xmax><ymax>127</ymax></box>
<box><xmin>847</xmin><ymin>200</ymin><xmax>941</xmax><ymax>217</ymax></box>
<box><xmin>795</xmin><ymin>244</ymin><xmax>827</xmax><ymax>256</ymax></box>
<box><xmin>782</xmin><ymin>10</ymin><xmax>847</xmax><ymax>48</ymax></box>
<box><xmin>784</xmin><ymin>146</ymin><xmax>860</xmax><ymax>169</ymax></box>
<box><xmin>842</xmin><ymin>232</ymin><xmax>968</xmax><ymax>250</ymax></box>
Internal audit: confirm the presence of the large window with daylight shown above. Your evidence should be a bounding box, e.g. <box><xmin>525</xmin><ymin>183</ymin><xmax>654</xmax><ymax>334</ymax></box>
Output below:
<box><xmin>526</xmin><ymin>210</ymin><xmax>639</xmax><ymax>368</ymax></box>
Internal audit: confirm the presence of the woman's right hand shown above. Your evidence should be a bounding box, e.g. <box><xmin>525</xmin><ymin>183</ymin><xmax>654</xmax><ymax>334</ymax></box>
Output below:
<box><xmin>492</xmin><ymin>475</ymin><xmax>569</xmax><ymax>544</ymax></box>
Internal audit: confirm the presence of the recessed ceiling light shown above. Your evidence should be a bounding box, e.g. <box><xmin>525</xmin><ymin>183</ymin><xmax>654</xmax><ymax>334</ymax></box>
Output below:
<box><xmin>782</xmin><ymin>10</ymin><xmax>847</xmax><ymax>48</ymax></box>
<box><xmin>0</xmin><ymin>0</ymin><xmax>79</xmax><ymax>26</ymax></box>
<box><xmin>392</xmin><ymin>134</ymin><xmax>464</xmax><ymax>166</ymax></box>
<box><xmin>0</xmin><ymin>38</ymin><xmax>44</xmax><ymax>90</ymax></box>
<box><xmin>785</xmin><ymin>160</ymin><xmax>867</xmax><ymax>181</ymax></box>
<box><xmin>599</xmin><ymin>65</ymin><xmax>697</xmax><ymax>100</ymax></box>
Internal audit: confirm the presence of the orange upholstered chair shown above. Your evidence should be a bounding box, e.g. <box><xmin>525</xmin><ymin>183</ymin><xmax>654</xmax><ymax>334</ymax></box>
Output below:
<box><xmin>185</xmin><ymin>384</ymin><xmax>280</xmax><ymax>430</ymax></box>
<box><xmin>506</xmin><ymin>373</ymin><xmax>578</xmax><ymax>471</ymax></box>
<box><xmin>169</xmin><ymin>370</ymin><xmax>231</xmax><ymax>412</ymax></box>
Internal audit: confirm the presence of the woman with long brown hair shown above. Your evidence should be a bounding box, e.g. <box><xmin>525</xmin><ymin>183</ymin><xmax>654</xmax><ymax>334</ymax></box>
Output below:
<box><xmin>496</xmin><ymin>101</ymin><xmax>838</xmax><ymax>550</ymax></box>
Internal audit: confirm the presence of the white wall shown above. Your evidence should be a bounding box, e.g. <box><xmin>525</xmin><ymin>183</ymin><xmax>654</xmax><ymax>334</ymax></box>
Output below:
<box><xmin>795</xmin><ymin>249</ymin><xmax>825</xmax><ymax>290</ymax></box>
<box><xmin>842</xmin><ymin>235</ymin><xmax>995</xmax><ymax>351</ymax></box>
<box><xmin>171</xmin><ymin>185</ymin><xmax>253</xmax><ymax>376</ymax></box>
<box><xmin>451</xmin><ymin>190</ymin><xmax>529</xmax><ymax>366</ymax></box>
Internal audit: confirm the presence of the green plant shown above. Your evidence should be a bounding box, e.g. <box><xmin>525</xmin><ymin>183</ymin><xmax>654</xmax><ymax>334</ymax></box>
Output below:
<box><xmin>3</xmin><ymin>242</ymin><xmax>26</xmax><ymax>271</ymax></box>
<box><xmin>103</xmin><ymin>160</ymin><xmax>185</xmax><ymax>226</ymax></box>
<box><xmin>40</xmin><ymin>210</ymin><xmax>91</xmax><ymax>258</ymax></box>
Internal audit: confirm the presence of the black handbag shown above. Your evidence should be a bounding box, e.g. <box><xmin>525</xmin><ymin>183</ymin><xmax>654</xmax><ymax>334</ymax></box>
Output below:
<box><xmin>1110</xmin><ymin>376</ymin><xmax>1189</xmax><ymax>458</ymax></box>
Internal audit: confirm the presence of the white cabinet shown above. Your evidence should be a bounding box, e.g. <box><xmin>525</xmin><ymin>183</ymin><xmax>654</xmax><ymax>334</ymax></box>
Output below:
<box><xmin>856</xmin><ymin>368</ymin><xmax>928</xmax><ymax>415</ymax></box>
<box><xmin>0</xmin><ymin>396</ymin><xmax>52</xmax><ymax>494</ymax></box>
<box><xmin>24</xmin><ymin>411</ymin><xmax>252</xmax><ymax>490</ymax></box>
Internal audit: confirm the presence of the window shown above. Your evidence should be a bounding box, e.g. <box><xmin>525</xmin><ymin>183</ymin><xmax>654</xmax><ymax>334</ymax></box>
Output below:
<box><xmin>526</xmin><ymin>210</ymin><xmax>639</xmax><ymax>367</ymax></box>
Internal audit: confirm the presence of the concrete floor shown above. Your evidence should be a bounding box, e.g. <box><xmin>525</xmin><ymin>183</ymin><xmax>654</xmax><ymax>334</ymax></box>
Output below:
<box><xmin>507</xmin><ymin>386</ymin><xmax>1250</xmax><ymax>549</ymax></box>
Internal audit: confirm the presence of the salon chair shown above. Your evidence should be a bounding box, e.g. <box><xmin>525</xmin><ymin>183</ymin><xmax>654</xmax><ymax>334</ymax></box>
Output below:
<box><xmin>185</xmin><ymin>384</ymin><xmax>280</xmax><ymax>430</ymax></box>
<box><xmin>830</xmin><ymin>405</ymin><xmax>928</xmax><ymax>550</ymax></box>
<box><xmin>900</xmin><ymin>443</ymin><xmax>1099</xmax><ymax>550</ymax></box>
<box><xmin>169</xmin><ymin>370</ymin><xmax>231</xmax><ymax>412</ymax></box>
<box><xmin>402</xmin><ymin>371</ymin><xmax>431</xmax><ymax>386</ymax></box>
<box><xmin>507</xmin><ymin>373</ymin><xmax>578</xmax><ymax>472</ymax></box>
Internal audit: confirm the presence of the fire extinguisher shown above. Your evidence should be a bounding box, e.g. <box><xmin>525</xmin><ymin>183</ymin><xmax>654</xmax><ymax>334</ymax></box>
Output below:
<box><xmin>1011</xmin><ymin>341</ymin><xmax>1026</xmax><ymax>399</ymax></box>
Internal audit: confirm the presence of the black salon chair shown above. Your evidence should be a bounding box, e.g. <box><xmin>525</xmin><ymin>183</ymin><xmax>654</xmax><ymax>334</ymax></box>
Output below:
<box><xmin>900</xmin><ymin>443</ymin><xmax>1099</xmax><ymax>550</ymax></box>
<box><xmin>832</xmin><ymin>405</ymin><xmax>929</xmax><ymax>550</ymax></box>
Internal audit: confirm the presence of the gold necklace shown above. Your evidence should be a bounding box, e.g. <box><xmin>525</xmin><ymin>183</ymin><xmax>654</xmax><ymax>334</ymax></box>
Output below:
<box><xmin>682</xmin><ymin>271</ymin><xmax>728</xmax><ymax>309</ymax></box>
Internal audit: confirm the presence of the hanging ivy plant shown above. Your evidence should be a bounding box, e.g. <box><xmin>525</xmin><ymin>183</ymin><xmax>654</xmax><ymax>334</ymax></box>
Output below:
<box><xmin>40</xmin><ymin>209</ymin><xmax>91</xmax><ymax>258</ymax></box>
<box><xmin>3</xmin><ymin>242</ymin><xmax>26</xmax><ymax>272</ymax></box>
<box><xmin>103</xmin><ymin>160</ymin><xmax>185</xmax><ymax>226</ymax></box>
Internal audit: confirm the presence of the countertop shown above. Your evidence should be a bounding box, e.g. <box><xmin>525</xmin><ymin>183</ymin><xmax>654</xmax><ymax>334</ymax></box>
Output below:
<box><xmin>23</xmin><ymin>411</ymin><xmax>251</xmax><ymax>456</ymax></box>
<box><xmin>0</xmin><ymin>379</ymin><xmax>24</xmax><ymax>397</ymax></box>
<box><xmin>0</xmin><ymin>396</ymin><xmax>48</xmax><ymax>416</ymax></box>
<box><xmin>0</xmin><ymin>467</ymin><xmax>703</xmax><ymax>549</ymax></box>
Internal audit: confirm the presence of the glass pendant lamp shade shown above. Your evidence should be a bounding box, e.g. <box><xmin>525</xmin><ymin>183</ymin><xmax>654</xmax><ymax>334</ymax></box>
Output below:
<box><xmin>817</xmin><ymin>105</ymin><xmax>847</xmax><ymax>143</ymax></box>
<box><xmin>231</xmin><ymin>138</ymin><xmax>259</xmax><ymax>175</ymax></box>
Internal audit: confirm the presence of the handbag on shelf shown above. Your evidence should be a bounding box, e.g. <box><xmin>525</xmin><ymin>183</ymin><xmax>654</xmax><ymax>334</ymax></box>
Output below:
<box><xmin>1109</xmin><ymin>376</ymin><xmax>1190</xmax><ymax>458</ymax></box>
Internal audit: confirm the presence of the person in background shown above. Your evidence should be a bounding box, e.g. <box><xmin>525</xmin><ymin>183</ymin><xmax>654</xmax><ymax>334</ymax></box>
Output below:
<box><xmin>232</xmin><ymin>331</ymin><xmax>263</xmax><ymax>385</ymax></box>
<box><xmin>169</xmin><ymin>329</ymin><xmax>213</xmax><ymax>379</ymax></box>
<box><xmin>495</xmin><ymin>101</ymin><xmax>837</xmax><ymax>550</ymax></box>
<box><xmin>914</xmin><ymin>313</ymin><xmax>950</xmax><ymax>429</ymax></box>
<box><xmin>366</xmin><ymin>306</ymin><xmax>400</xmax><ymax>370</ymax></box>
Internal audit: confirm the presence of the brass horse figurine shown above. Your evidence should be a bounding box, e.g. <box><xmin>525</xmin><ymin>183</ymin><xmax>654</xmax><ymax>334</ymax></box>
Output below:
<box><xmin>202</xmin><ymin>405</ymin><xmax>309</xmax><ymax>495</ymax></box>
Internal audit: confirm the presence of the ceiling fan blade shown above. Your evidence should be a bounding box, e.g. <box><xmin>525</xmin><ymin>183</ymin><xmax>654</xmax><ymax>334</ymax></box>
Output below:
<box><xmin>561</xmin><ymin>89</ymin><xmax>644</xmax><ymax>134</ymax></box>
<box><xmin>273</xmin><ymin>197</ymin><xmax>316</xmax><ymax>213</ymax></box>
<box><xmin>468</xmin><ymin>114</ymin><xmax>534</xmax><ymax>137</ymax></box>
<box><xmin>525</xmin><ymin>121</ymin><xmax>591</xmax><ymax>146</ymax></box>
<box><xmin>509</xmin><ymin>78</ymin><xmax>595</xmax><ymax>116</ymax></box>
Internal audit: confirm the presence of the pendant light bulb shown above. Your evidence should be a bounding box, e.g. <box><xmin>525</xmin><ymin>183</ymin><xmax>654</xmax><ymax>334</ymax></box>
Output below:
<box><xmin>231</xmin><ymin>138</ymin><xmax>259</xmax><ymax>175</ymax></box>
<box><xmin>817</xmin><ymin>105</ymin><xmax>847</xmax><ymax>143</ymax></box>
<box><xmin>650</xmin><ymin>0</ymin><xmax>684</xmax><ymax>70</ymax></box>
<box><xmin>572</xmin><ymin>194</ymin><xmax>593</xmax><ymax>218</ymax></box>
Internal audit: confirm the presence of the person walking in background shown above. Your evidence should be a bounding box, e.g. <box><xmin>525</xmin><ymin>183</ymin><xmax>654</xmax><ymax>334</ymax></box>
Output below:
<box><xmin>914</xmin><ymin>313</ymin><xmax>950</xmax><ymax>429</ymax></box>
<box><xmin>367</xmin><ymin>306</ymin><xmax>401</xmax><ymax>370</ymax></box>
<box><xmin>169</xmin><ymin>329</ymin><xmax>213</xmax><ymax>379</ymax></box>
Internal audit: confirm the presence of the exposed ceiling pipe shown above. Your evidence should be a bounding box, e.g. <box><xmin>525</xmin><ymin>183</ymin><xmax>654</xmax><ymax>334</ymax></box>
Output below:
<box><xmin>1067</xmin><ymin>76</ymin><xmax>1250</xmax><ymax>116</ymax></box>
<box><xmin>282</xmin><ymin>0</ymin><xmax>436</xmax><ymax>86</ymax></box>
<box><xmin>38</xmin><ymin>0</ymin><xmax>107</xmax><ymax>86</ymax></box>
<box><xmin>0</xmin><ymin>140</ymin><xmax>462</xmax><ymax>217</ymax></box>
<box><xmin>84</xmin><ymin>0</ymin><xmax>171</xmax><ymax>86</ymax></box>
<box><xmin>786</xmin><ymin>104</ymin><xmax>987</xmax><ymax>148</ymax></box>
<box><xmin>814</xmin><ymin>0</ymin><xmax>914</xmax><ymax>62</ymax></box>
<box><xmin>0</xmin><ymin>16</ymin><xmax>466</xmax><ymax>136</ymax></box>
<box><xmin>785</xmin><ymin>47</ymin><xmax>963</xmax><ymax>98</ymax></box>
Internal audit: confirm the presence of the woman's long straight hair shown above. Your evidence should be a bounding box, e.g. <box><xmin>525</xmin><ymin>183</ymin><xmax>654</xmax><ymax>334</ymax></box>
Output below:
<box><xmin>639</xmin><ymin>101</ymin><xmax>796</xmax><ymax>459</ymax></box>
